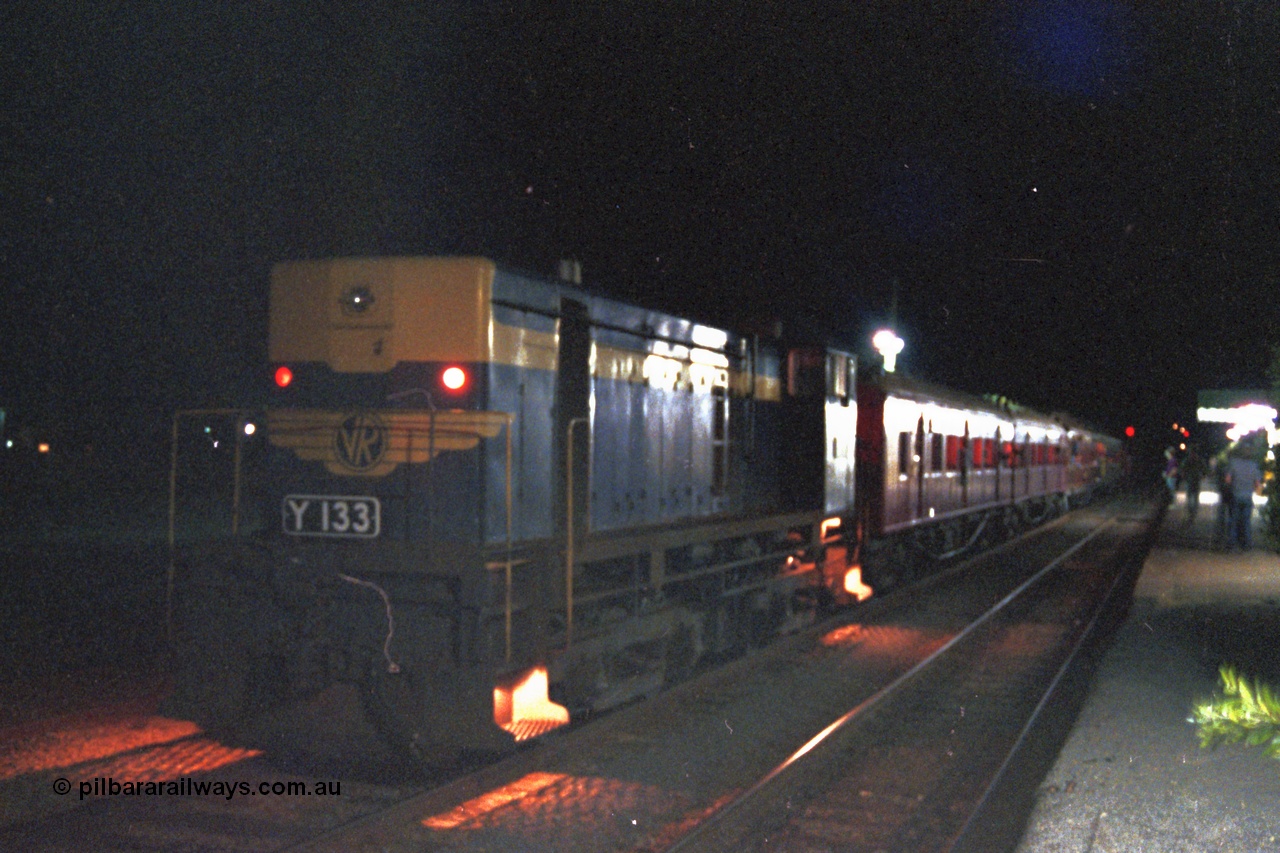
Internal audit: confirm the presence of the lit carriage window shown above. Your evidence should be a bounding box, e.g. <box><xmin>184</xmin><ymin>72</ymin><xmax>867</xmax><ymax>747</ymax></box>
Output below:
<box><xmin>945</xmin><ymin>435</ymin><xmax>962</xmax><ymax>470</ymax></box>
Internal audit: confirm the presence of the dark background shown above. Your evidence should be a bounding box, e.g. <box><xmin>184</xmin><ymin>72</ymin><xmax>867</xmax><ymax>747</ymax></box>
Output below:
<box><xmin>4</xmin><ymin>1</ymin><xmax>1279</xmax><ymax>489</ymax></box>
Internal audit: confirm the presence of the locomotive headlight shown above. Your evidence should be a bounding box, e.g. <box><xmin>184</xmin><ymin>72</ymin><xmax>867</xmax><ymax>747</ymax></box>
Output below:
<box><xmin>339</xmin><ymin>285</ymin><xmax>375</xmax><ymax>315</ymax></box>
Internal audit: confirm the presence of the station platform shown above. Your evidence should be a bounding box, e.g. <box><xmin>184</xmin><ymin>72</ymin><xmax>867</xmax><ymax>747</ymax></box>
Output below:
<box><xmin>1016</xmin><ymin>491</ymin><xmax>1280</xmax><ymax>852</ymax></box>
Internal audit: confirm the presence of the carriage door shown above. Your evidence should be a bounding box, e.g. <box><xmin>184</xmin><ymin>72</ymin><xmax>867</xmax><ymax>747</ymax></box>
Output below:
<box><xmin>824</xmin><ymin>351</ymin><xmax>857</xmax><ymax>514</ymax></box>
<box><xmin>557</xmin><ymin>299</ymin><xmax>592</xmax><ymax>541</ymax></box>
<box><xmin>993</xmin><ymin>426</ymin><xmax>1002</xmax><ymax>502</ymax></box>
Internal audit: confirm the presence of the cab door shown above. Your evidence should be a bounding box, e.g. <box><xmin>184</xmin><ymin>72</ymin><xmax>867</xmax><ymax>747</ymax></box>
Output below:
<box><xmin>824</xmin><ymin>350</ymin><xmax>857</xmax><ymax>514</ymax></box>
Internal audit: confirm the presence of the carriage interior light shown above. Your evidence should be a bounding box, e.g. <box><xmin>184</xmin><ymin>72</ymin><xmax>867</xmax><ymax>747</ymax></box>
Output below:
<box><xmin>872</xmin><ymin>329</ymin><xmax>904</xmax><ymax>373</ymax></box>
<box><xmin>274</xmin><ymin>365</ymin><xmax>294</xmax><ymax>388</ymax></box>
<box><xmin>441</xmin><ymin>365</ymin><xmax>468</xmax><ymax>392</ymax></box>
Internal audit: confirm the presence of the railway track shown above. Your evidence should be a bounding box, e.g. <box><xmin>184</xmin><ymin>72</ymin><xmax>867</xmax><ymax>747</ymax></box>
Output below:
<box><xmin>670</xmin><ymin>507</ymin><xmax>1156</xmax><ymax>852</ymax></box>
<box><xmin>0</xmin><ymin>494</ymin><xmax>1160</xmax><ymax>852</ymax></box>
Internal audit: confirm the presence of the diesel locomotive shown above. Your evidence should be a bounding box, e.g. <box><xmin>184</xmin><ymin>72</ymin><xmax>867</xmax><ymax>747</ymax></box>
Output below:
<box><xmin>165</xmin><ymin>256</ymin><xmax>1121</xmax><ymax>764</ymax></box>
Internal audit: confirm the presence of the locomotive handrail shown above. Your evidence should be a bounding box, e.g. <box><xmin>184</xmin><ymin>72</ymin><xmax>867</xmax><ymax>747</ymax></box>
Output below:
<box><xmin>565</xmin><ymin>416</ymin><xmax>591</xmax><ymax>648</ymax></box>
<box><xmin>501</xmin><ymin>411</ymin><xmax>514</xmax><ymax>663</ymax></box>
<box><xmin>165</xmin><ymin>407</ymin><xmax>256</xmax><ymax>645</ymax></box>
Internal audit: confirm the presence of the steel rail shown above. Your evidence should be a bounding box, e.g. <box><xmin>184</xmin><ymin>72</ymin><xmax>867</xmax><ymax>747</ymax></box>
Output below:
<box><xmin>665</xmin><ymin>512</ymin><xmax>1118</xmax><ymax>852</ymax></box>
<box><xmin>945</xmin><ymin>510</ymin><xmax>1148</xmax><ymax>852</ymax></box>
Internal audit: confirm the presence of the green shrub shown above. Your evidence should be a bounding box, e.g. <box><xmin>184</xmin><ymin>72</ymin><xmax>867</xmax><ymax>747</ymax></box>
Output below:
<box><xmin>1190</xmin><ymin>664</ymin><xmax>1280</xmax><ymax>760</ymax></box>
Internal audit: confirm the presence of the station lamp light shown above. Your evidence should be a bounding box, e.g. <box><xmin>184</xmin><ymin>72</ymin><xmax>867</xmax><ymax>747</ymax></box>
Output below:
<box><xmin>872</xmin><ymin>329</ymin><xmax>905</xmax><ymax>373</ymax></box>
<box><xmin>1196</xmin><ymin>401</ymin><xmax>1279</xmax><ymax>444</ymax></box>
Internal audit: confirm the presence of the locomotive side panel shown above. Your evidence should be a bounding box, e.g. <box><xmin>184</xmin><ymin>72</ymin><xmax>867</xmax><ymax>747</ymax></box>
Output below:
<box><xmin>482</xmin><ymin>302</ymin><xmax>558</xmax><ymax>544</ymax></box>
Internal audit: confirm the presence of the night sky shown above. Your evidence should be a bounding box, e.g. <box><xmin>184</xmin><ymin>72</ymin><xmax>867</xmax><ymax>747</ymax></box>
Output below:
<box><xmin>4</xmin><ymin>2</ymin><xmax>1280</xmax><ymax>468</ymax></box>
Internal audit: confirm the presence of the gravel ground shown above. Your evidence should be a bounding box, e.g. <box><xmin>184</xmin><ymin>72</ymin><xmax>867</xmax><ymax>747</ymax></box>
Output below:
<box><xmin>1017</xmin><ymin>498</ymin><xmax>1280</xmax><ymax>853</ymax></box>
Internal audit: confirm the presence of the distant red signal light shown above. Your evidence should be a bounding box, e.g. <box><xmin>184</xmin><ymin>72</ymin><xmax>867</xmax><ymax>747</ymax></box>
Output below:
<box><xmin>274</xmin><ymin>366</ymin><xmax>294</xmax><ymax>388</ymax></box>
<box><xmin>1124</xmin><ymin>425</ymin><xmax>1135</xmax><ymax>438</ymax></box>
<box><xmin>441</xmin><ymin>366</ymin><xmax>468</xmax><ymax>392</ymax></box>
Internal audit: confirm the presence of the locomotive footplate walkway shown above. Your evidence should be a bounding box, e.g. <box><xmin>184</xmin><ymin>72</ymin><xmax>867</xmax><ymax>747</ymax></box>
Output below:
<box><xmin>1016</xmin><ymin>490</ymin><xmax>1280</xmax><ymax>852</ymax></box>
<box><xmin>292</xmin><ymin>494</ymin><xmax>1161</xmax><ymax>853</ymax></box>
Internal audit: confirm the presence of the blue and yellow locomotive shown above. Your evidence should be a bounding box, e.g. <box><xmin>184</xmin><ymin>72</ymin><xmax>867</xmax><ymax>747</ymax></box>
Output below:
<box><xmin>166</xmin><ymin>256</ymin><xmax>1120</xmax><ymax>765</ymax></box>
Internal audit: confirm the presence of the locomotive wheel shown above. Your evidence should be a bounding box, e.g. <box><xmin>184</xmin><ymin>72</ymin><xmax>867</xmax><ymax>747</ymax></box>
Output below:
<box><xmin>362</xmin><ymin>665</ymin><xmax>515</xmax><ymax>769</ymax></box>
<box><xmin>663</xmin><ymin>619</ymin><xmax>704</xmax><ymax>686</ymax></box>
<box><xmin>363</xmin><ymin>667</ymin><xmax>459</xmax><ymax>768</ymax></box>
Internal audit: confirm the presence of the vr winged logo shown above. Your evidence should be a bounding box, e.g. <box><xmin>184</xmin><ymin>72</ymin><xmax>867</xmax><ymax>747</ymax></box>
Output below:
<box><xmin>268</xmin><ymin>409</ymin><xmax>509</xmax><ymax>477</ymax></box>
<box><xmin>335</xmin><ymin>412</ymin><xmax>387</xmax><ymax>472</ymax></box>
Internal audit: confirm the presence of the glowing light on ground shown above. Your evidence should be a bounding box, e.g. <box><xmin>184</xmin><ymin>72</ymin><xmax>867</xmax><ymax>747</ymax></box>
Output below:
<box><xmin>0</xmin><ymin>716</ymin><xmax>259</xmax><ymax>781</ymax></box>
<box><xmin>423</xmin><ymin>772</ymin><xmax>568</xmax><ymax>829</ymax></box>
<box><xmin>493</xmin><ymin>666</ymin><xmax>569</xmax><ymax>742</ymax></box>
<box><xmin>420</xmin><ymin>771</ymin><xmax>700</xmax><ymax>846</ymax></box>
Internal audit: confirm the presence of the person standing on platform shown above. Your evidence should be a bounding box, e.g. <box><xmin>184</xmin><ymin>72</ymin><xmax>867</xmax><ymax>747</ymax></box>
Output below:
<box><xmin>1163</xmin><ymin>447</ymin><xmax>1179</xmax><ymax>497</ymax></box>
<box><xmin>1211</xmin><ymin>454</ymin><xmax>1230</xmax><ymax>548</ymax></box>
<box><xmin>1181</xmin><ymin>447</ymin><xmax>1206</xmax><ymax>522</ymax></box>
<box><xmin>1225</xmin><ymin>446</ymin><xmax>1264</xmax><ymax>550</ymax></box>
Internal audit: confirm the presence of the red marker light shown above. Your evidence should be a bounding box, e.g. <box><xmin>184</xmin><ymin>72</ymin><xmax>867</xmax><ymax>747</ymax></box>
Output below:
<box><xmin>274</xmin><ymin>366</ymin><xmax>294</xmax><ymax>388</ymax></box>
<box><xmin>1124</xmin><ymin>425</ymin><xmax>1135</xmax><ymax>438</ymax></box>
<box><xmin>441</xmin><ymin>366</ymin><xmax>468</xmax><ymax>392</ymax></box>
